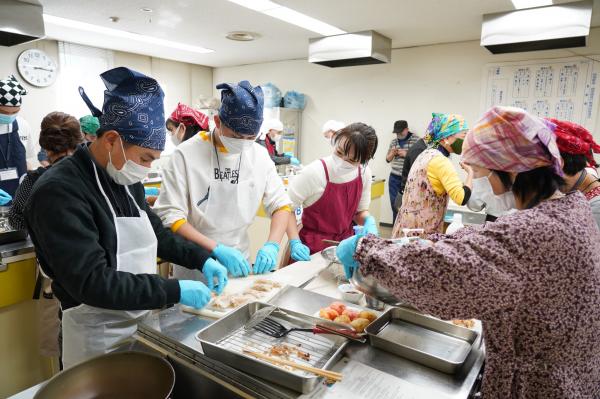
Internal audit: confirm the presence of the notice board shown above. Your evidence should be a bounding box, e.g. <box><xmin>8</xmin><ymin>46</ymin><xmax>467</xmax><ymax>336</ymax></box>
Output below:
<box><xmin>480</xmin><ymin>56</ymin><xmax>600</xmax><ymax>130</ymax></box>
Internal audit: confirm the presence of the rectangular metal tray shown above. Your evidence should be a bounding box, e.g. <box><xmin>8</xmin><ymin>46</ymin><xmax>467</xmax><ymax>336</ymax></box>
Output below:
<box><xmin>196</xmin><ymin>302</ymin><xmax>348</xmax><ymax>393</ymax></box>
<box><xmin>365</xmin><ymin>307</ymin><xmax>479</xmax><ymax>374</ymax></box>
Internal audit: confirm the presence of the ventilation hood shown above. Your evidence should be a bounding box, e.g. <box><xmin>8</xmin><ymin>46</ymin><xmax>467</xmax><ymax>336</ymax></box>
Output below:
<box><xmin>481</xmin><ymin>0</ymin><xmax>592</xmax><ymax>54</ymax></box>
<box><xmin>309</xmin><ymin>30</ymin><xmax>391</xmax><ymax>68</ymax></box>
<box><xmin>0</xmin><ymin>0</ymin><xmax>45</xmax><ymax>46</ymax></box>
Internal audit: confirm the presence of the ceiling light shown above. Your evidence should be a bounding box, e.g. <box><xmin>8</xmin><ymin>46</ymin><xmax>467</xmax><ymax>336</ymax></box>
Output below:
<box><xmin>43</xmin><ymin>14</ymin><xmax>213</xmax><ymax>54</ymax></box>
<box><xmin>140</xmin><ymin>7</ymin><xmax>153</xmax><ymax>13</ymax></box>
<box><xmin>226</xmin><ymin>31</ymin><xmax>257</xmax><ymax>41</ymax></box>
<box><xmin>511</xmin><ymin>0</ymin><xmax>553</xmax><ymax>9</ymax></box>
<box><xmin>227</xmin><ymin>0</ymin><xmax>345</xmax><ymax>36</ymax></box>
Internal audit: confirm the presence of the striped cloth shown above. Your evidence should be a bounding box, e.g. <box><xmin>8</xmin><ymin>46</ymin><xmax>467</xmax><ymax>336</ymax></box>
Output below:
<box><xmin>388</xmin><ymin>133</ymin><xmax>420</xmax><ymax>176</ymax></box>
<box><xmin>462</xmin><ymin>106</ymin><xmax>562</xmax><ymax>175</ymax></box>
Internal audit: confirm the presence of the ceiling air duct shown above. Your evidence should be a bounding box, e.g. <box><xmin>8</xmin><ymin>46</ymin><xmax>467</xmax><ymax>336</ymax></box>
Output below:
<box><xmin>309</xmin><ymin>30</ymin><xmax>391</xmax><ymax>68</ymax></box>
<box><xmin>481</xmin><ymin>0</ymin><xmax>592</xmax><ymax>54</ymax></box>
<box><xmin>0</xmin><ymin>0</ymin><xmax>45</xmax><ymax>46</ymax></box>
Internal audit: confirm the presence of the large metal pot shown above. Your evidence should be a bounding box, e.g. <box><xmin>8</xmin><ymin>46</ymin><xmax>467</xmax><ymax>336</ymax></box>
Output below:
<box><xmin>34</xmin><ymin>351</ymin><xmax>175</xmax><ymax>399</ymax></box>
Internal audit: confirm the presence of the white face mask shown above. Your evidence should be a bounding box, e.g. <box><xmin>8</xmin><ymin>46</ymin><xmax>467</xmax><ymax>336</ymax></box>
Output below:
<box><xmin>106</xmin><ymin>138</ymin><xmax>151</xmax><ymax>185</ymax></box>
<box><xmin>469</xmin><ymin>175</ymin><xmax>516</xmax><ymax>216</ymax></box>
<box><xmin>220</xmin><ymin>135</ymin><xmax>254</xmax><ymax>154</ymax></box>
<box><xmin>271</xmin><ymin>133</ymin><xmax>282</xmax><ymax>143</ymax></box>
<box><xmin>331</xmin><ymin>153</ymin><xmax>358</xmax><ymax>174</ymax></box>
<box><xmin>170</xmin><ymin>125</ymin><xmax>183</xmax><ymax>146</ymax></box>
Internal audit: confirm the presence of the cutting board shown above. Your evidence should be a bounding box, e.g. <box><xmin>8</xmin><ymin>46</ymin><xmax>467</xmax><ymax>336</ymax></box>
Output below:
<box><xmin>182</xmin><ymin>255</ymin><xmax>331</xmax><ymax>319</ymax></box>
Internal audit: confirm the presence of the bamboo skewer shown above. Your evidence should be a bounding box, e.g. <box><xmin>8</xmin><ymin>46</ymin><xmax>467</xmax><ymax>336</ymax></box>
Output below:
<box><xmin>242</xmin><ymin>350</ymin><xmax>343</xmax><ymax>382</ymax></box>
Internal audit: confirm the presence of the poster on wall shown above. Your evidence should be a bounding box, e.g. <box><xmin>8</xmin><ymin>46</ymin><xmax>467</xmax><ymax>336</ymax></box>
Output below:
<box><xmin>480</xmin><ymin>56</ymin><xmax>600</xmax><ymax>130</ymax></box>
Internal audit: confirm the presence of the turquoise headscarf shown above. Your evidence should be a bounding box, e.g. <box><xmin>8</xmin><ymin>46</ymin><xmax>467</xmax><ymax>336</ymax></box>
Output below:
<box><xmin>79</xmin><ymin>115</ymin><xmax>100</xmax><ymax>136</ymax></box>
<box><xmin>423</xmin><ymin>113</ymin><xmax>468</xmax><ymax>147</ymax></box>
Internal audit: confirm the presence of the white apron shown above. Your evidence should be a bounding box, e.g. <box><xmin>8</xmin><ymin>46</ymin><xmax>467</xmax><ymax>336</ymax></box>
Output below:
<box><xmin>61</xmin><ymin>161</ymin><xmax>158</xmax><ymax>369</ymax></box>
<box><xmin>173</xmin><ymin>133</ymin><xmax>260</xmax><ymax>280</ymax></box>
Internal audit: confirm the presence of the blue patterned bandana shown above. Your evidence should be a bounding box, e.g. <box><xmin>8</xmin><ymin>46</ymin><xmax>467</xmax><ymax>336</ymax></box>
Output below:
<box><xmin>217</xmin><ymin>80</ymin><xmax>264</xmax><ymax>136</ymax></box>
<box><xmin>79</xmin><ymin>67</ymin><xmax>166</xmax><ymax>151</ymax></box>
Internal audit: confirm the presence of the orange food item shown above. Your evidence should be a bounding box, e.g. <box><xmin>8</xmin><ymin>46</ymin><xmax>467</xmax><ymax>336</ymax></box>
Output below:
<box><xmin>319</xmin><ymin>307</ymin><xmax>339</xmax><ymax>320</ymax></box>
<box><xmin>358</xmin><ymin>310</ymin><xmax>377</xmax><ymax>322</ymax></box>
<box><xmin>329</xmin><ymin>302</ymin><xmax>346</xmax><ymax>315</ymax></box>
<box><xmin>334</xmin><ymin>315</ymin><xmax>351</xmax><ymax>324</ymax></box>
<box><xmin>350</xmin><ymin>318</ymin><xmax>370</xmax><ymax>333</ymax></box>
<box><xmin>342</xmin><ymin>309</ymin><xmax>359</xmax><ymax>321</ymax></box>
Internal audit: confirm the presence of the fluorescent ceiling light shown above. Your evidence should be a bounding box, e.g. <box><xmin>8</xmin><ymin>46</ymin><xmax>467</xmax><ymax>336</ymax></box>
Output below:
<box><xmin>227</xmin><ymin>0</ymin><xmax>345</xmax><ymax>36</ymax></box>
<box><xmin>511</xmin><ymin>0</ymin><xmax>553</xmax><ymax>9</ymax></box>
<box><xmin>43</xmin><ymin>14</ymin><xmax>214</xmax><ymax>54</ymax></box>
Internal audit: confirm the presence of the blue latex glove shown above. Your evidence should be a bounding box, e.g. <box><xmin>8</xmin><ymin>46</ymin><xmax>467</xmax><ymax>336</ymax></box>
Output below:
<box><xmin>283</xmin><ymin>152</ymin><xmax>294</xmax><ymax>157</ymax></box>
<box><xmin>254</xmin><ymin>242</ymin><xmax>280</xmax><ymax>274</ymax></box>
<box><xmin>178</xmin><ymin>280</ymin><xmax>212</xmax><ymax>309</ymax></box>
<box><xmin>144</xmin><ymin>187</ymin><xmax>159</xmax><ymax>197</ymax></box>
<box><xmin>290</xmin><ymin>239</ymin><xmax>311</xmax><ymax>261</ymax></box>
<box><xmin>0</xmin><ymin>189</ymin><xmax>12</xmax><ymax>206</ymax></box>
<box><xmin>336</xmin><ymin>235</ymin><xmax>360</xmax><ymax>280</ymax></box>
<box><xmin>363</xmin><ymin>215</ymin><xmax>379</xmax><ymax>236</ymax></box>
<box><xmin>202</xmin><ymin>258</ymin><xmax>228</xmax><ymax>295</ymax></box>
<box><xmin>290</xmin><ymin>157</ymin><xmax>301</xmax><ymax>166</ymax></box>
<box><xmin>212</xmin><ymin>244</ymin><xmax>251</xmax><ymax>277</ymax></box>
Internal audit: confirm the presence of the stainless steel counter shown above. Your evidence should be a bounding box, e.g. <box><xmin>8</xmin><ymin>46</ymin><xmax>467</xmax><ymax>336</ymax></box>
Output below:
<box><xmin>137</xmin><ymin>282</ymin><xmax>484</xmax><ymax>398</ymax></box>
<box><xmin>0</xmin><ymin>238</ymin><xmax>35</xmax><ymax>267</ymax></box>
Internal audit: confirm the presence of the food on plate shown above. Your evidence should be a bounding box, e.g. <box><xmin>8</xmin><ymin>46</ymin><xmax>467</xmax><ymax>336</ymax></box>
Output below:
<box><xmin>209</xmin><ymin>278</ymin><xmax>282</xmax><ymax>310</ymax></box>
<box><xmin>329</xmin><ymin>302</ymin><xmax>346</xmax><ymax>315</ymax></box>
<box><xmin>451</xmin><ymin>319</ymin><xmax>476</xmax><ymax>329</ymax></box>
<box><xmin>333</xmin><ymin>315</ymin><xmax>351</xmax><ymax>324</ymax></box>
<box><xmin>296</xmin><ymin>348</ymin><xmax>310</xmax><ymax>361</ymax></box>
<box><xmin>358</xmin><ymin>310</ymin><xmax>377</xmax><ymax>322</ymax></box>
<box><xmin>319</xmin><ymin>307</ymin><xmax>339</xmax><ymax>320</ymax></box>
<box><xmin>342</xmin><ymin>309</ymin><xmax>359</xmax><ymax>321</ymax></box>
<box><xmin>350</xmin><ymin>318</ymin><xmax>371</xmax><ymax>333</ymax></box>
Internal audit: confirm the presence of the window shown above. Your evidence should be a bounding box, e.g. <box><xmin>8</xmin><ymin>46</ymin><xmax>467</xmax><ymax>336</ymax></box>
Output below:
<box><xmin>58</xmin><ymin>42</ymin><xmax>114</xmax><ymax>119</ymax></box>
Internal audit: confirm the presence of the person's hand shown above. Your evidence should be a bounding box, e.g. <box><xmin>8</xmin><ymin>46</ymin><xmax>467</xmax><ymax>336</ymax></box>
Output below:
<box><xmin>0</xmin><ymin>189</ymin><xmax>12</xmax><ymax>206</ymax></box>
<box><xmin>290</xmin><ymin>239</ymin><xmax>311</xmax><ymax>261</ymax></box>
<box><xmin>363</xmin><ymin>216</ymin><xmax>379</xmax><ymax>236</ymax></box>
<box><xmin>178</xmin><ymin>280</ymin><xmax>212</xmax><ymax>309</ymax></box>
<box><xmin>290</xmin><ymin>157</ymin><xmax>301</xmax><ymax>166</ymax></box>
<box><xmin>460</xmin><ymin>161</ymin><xmax>474</xmax><ymax>176</ymax></box>
<box><xmin>336</xmin><ymin>235</ymin><xmax>360</xmax><ymax>279</ymax></box>
<box><xmin>211</xmin><ymin>244</ymin><xmax>251</xmax><ymax>277</ymax></box>
<box><xmin>397</xmin><ymin>149</ymin><xmax>407</xmax><ymax>157</ymax></box>
<box><xmin>202</xmin><ymin>258</ymin><xmax>228</xmax><ymax>295</ymax></box>
<box><xmin>254</xmin><ymin>242</ymin><xmax>280</xmax><ymax>274</ymax></box>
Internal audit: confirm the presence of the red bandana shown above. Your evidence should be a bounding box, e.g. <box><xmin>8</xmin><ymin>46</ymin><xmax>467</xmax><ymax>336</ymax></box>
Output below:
<box><xmin>547</xmin><ymin>118</ymin><xmax>600</xmax><ymax>167</ymax></box>
<box><xmin>170</xmin><ymin>103</ymin><xmax>209</xmax><ymax>130</ymax></box>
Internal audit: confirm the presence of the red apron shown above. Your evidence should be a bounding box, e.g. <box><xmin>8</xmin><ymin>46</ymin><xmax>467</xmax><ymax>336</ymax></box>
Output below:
<box><xmin>265</xmin><ymin>136</ymin><xmax>276</xmax><ymax>156</ymax></box>
<box><xmin>300</xmin><ymin>159</ymin><xmax>363</xmax><ymax>254</ymax></box>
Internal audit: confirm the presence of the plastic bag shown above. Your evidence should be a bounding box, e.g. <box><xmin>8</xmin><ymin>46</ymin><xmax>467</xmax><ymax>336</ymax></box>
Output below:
<box><xmin>283</xmin><ymin>90</ymin><xmax>306</xmax><ymax>109</ymax></box>
<box><xmin>262</xmin><ymin>82</ymin><xmax>282</xmax><ymax>108</ymax></box>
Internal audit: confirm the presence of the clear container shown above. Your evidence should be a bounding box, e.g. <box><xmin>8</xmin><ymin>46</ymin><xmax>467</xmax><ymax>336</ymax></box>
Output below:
<box><xmin>446</xmin><ymin>213</ymin><xmax>464</xmax><ymax>235</ymax></box>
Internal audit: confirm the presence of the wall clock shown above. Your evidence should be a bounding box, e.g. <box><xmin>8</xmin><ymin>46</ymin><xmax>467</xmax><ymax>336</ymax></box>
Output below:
<box><xmin>17</xmin><ymin>49</ymin><xmax>58</xmax><ymax>87</ymax></box>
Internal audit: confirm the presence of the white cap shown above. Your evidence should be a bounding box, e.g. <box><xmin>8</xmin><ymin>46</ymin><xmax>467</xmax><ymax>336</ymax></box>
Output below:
<box><xmin>322</xmin><ymin>120</ymin><xmax>345</xmax><ymax>134</ymax></box>
<box><xmin>258</xmin><ymin>118</ymin><xmax>284</xmax><ymax>140</ymax></box>
<box><xmin>452</xmin><ymin>213</ymin><xmax>463</xmax><ymax>223</ymax></box>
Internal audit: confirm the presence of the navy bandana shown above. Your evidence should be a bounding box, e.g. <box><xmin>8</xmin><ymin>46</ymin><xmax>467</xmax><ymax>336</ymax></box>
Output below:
<box><xmin>217</xmin><ymin>80</ymin><xmax>264</xmax><ymax>136</ymax></box>
<box><xmin>79</xmin><ymin>67</ymin><xmax>166</xmax><ymax>151</ymax></box>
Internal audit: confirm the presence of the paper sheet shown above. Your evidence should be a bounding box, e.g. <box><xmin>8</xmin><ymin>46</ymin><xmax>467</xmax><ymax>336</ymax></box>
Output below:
<box><xmin>299</xmin><ymin>358</ymin><xmax>452</xmax><ymax>399</ymax></box>
<box><xmin>480</xmin><ymin>56</ymin><xmax>600</xmax><ymax>131</ymax></box>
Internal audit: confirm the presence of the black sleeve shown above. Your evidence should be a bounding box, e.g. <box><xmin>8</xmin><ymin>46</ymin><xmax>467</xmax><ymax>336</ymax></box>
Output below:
<box><xmin>271</xmin><ymin>155</ymin><xmax>291</xmax><ymax>165</ymax></box>
<box><xmin>144</xmin><ymin>200</ymin><xmax>211</xmax><ymax>271</ymax></box>
<box><xmin>461</xmin><ymin>186</ymin><xmax>472</xmax><ymax>206</ymax></box>
<box><xmin>26</xmin><ymin>179</ymin><xmax>181</xmax><ymax>311</ymax></box>
<box><xmin>8</xmin><ymin>174</ymin><xmax>34</xmax><ymax>230</ymax></box>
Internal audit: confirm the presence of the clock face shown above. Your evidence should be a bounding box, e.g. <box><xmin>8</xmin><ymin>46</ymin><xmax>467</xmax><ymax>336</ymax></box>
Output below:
<box><xmin>17</xmin><ymin>49</ymin><xmax>58</xmax><ymax>88</ymax></box>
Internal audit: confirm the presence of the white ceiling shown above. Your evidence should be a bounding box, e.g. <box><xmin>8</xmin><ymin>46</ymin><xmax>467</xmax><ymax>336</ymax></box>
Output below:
<box><xmin>37</xmin><ymin>0</ymin><xmax>600</xmax><ymax>67</ymax></box>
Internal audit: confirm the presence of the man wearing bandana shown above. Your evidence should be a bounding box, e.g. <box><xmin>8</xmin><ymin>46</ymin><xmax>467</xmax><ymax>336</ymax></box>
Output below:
<box><xmin>154</xmin><ymin>80</ymin><xmax>311</xmax><ymax>279</ymax></box>
<box><xmin>25</xmin><ymin>67</ymin><xmax>227</xmax><ymax>369</ymax></box>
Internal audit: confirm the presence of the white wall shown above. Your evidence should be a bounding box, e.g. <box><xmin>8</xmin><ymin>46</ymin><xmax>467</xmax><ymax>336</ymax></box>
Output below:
<box><xmin>213</xmin><ymin>27</ymin><xmax>600</xmax><ymax>224</ymax></box>
<box><xmin>0</xmin><ymin>40</ymin><xmax>213</xmax><ymax>156</ymax></box>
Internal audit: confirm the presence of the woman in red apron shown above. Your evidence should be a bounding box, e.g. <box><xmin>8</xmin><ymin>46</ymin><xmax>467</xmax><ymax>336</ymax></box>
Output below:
<box><xmin>289</xmin><ymin>122</ymin><xmax>378</xmax><ymax>254</ymax></box>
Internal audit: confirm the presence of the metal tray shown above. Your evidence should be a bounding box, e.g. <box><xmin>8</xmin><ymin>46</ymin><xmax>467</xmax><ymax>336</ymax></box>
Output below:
<box><xmin>365</xmin><ymin>307</ymin><xmax>479</xmax><ymax>374</ymax></box>
<box><xmin>196</xmin><ymin>302</ymin><xmax>348</xmax><ymax>393</ymax></box>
